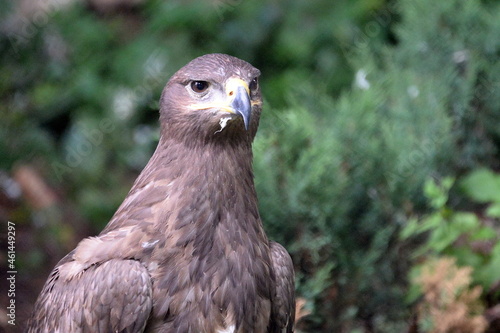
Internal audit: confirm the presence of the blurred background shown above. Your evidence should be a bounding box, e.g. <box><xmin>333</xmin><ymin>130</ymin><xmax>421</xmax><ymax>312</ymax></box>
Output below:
<box><xmin>1</xmin><ymin>0</ymin><xmax>500</xmax><ymax>332</ymax></box>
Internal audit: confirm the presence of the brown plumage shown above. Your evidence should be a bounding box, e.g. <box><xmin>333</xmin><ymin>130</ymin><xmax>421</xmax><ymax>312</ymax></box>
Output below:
<box><xmin>27</xmin><ymin>53</ymin><xmax>295</xmax><ymax>333</ymax></box>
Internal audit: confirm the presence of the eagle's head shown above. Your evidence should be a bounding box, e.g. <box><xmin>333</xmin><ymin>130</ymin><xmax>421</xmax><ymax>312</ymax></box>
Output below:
<box><xmin>159</xmin><ymin>53</ymin><xmax>262</xmax><ymax>144</ymax></box>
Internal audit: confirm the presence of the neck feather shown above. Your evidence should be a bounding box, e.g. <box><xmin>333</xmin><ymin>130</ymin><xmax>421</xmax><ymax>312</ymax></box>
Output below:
<box><xmin>112</xmin><ymin>134</ymin><xmax>261</xmax><ymax>237</ymax></box>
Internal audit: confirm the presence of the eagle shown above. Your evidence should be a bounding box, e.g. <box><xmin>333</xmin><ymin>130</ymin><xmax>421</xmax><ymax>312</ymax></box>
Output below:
<box><xmin>27</xmin><ymin>53</ymin><xmax>295</xmax><ymax>333</ymax></box>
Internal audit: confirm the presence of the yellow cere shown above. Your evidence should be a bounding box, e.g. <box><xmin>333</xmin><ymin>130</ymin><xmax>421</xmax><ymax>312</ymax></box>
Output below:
<box><xmin>225</xmin><ymin>77</ymin><xmax>250</xmax><ymax>97</ymax></box>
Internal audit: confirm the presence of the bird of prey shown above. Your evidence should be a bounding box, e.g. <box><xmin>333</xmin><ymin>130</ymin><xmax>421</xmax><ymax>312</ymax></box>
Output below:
<box><xmin>27</xmin><ymin>53</ymin><xmax>295</xmax><ymax>333</ymax></box>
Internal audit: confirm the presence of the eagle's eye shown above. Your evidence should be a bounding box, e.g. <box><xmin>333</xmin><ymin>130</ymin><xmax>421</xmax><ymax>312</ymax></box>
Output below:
<box><xmin>190</xmin><ymin>81</ymin><xmax>209</xmax><ymax>93</ymax></box>
<box><xmin>249</xmin><ymin>77</ymin><xmax>258</xmax><ymax>92</ymax></box>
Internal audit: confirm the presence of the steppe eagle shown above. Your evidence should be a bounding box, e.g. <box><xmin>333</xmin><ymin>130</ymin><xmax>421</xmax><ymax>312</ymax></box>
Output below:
<box><xmin>27</xmin><ymin>53</ymin><xmax>295</xmax><ymax>333</ymax></box>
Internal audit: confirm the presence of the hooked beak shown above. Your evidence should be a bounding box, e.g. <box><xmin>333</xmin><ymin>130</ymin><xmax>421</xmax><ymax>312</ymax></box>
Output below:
<box><xmin>226</xmin><ymin>78</ymin><xmax>251</xmax><ymax>130</ymax></box>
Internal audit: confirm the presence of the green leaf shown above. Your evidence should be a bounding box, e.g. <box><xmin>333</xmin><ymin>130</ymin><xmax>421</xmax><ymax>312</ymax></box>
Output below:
<box><xmin>400</xmin><ymin>217</ymin><xmax>421</xmax><ymax>239</ymax></box>
<box><xmin>451</xmin><ymin>212</ymin><xmax>479</xmax><ymax>233</ymax></box>
<box><xmin>406</xmin><ymin>264</ymin><xmax>424</xmax><ymax>303</ymax></box>
<box><xmin>477</xmin><ymin>243</ymin><xmax>500</xmax><ymax>287</ymax></box>
<box><xmin>461</xmin><ymin>169</ymin><xmax>500</xmax><ymax>203</ymax></box>
<box><xmin>420</xmin><ymin>214</ymin><xmax>445</xmax><ymax>232</ymax></box>
<box><xmin>471</xmin><ymin>226</ymin><xmax>497</xmax><ymax>241</ymax></box>
<box><xmin>428</xmin><ymin>225</ymin><xmax>460</xmax><ymax>252</ymax></box>
<box><xmin>486</xmin><ymin>203</ymin><xmax>500</xmax><ymax>218</ymax></box>
<box><xmin>424</xmin><ymin>177</ymin><xmax>454</xmax><ymax>209</ymax></box>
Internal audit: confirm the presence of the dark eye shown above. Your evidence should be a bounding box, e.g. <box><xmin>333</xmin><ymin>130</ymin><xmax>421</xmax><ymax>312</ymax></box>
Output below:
<box><xmin>190</xmin><ymin>81</ymin><xmax>209</xmax><ymax>93</ymax></box>
<box><xmin>249</xmin><ymin>77</ymin><xmax>258</xmax><ymax>91</ymax></box>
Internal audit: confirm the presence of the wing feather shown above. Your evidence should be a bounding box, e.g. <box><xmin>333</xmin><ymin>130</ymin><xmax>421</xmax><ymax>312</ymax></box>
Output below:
<box><xmin>27</xmin><ymin>259</ymin><xmax>153</xmax><ymax>333</ymax></box>
<box><xmin>269</xmin><ymin>241</ymin><xmax>295</xmax><ymax>333</ymax></box>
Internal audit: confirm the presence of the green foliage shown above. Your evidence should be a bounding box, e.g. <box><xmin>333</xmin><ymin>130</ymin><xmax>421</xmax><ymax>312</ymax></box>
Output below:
<box><xmin>255</xmin><ymin>0</ymin><xmax>500</xmax><ymax>330</ymax></box>
<box><xmin>402</xmin><ymin>172</ymin><xmax>500</xmax><ymax>301</ymax></box>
